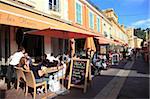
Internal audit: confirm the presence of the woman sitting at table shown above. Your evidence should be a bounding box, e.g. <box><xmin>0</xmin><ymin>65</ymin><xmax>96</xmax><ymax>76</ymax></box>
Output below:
<box><xmin>30</xmin><ymin>57</ymin><xmax>47</xmax><ymax>80</ymax></box>
<box><xmin>18</xmin><ymin>57</ymin><xmax>30</xmax><ymax>70</ymax></box>
<box><xmin>17</xmin><ymin>56</ymin><xmax>47</xmax><ymax>93</ymax></box>
<box><xmin>18</xmin><ymin>57</ymin><xmax>46</xmax><ymax>80</ymax></box>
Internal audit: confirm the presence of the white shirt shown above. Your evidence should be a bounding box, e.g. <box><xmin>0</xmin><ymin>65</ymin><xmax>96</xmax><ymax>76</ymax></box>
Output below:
<box><xmin>9</xmin><ymin>52</ymin><xmax>24</xmax><ymax>65</ymax></box>
<box><xmin>47</xmin><ymin>56</ymin><xmax>56</xmax><ymax>62</ymax></box>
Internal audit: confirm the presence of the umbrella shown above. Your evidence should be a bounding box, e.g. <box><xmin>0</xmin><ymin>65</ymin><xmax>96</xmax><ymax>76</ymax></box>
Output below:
<box><xmin>84</xmin><ymin>37</ymin><xmax>96</xmax><ymax>52</ymax></box>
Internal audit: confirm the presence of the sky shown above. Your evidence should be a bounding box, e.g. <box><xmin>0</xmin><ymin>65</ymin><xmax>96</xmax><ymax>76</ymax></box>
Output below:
<box><xmin>91</xmin><ymin>0</ymin><xmax>150</xmax><ymax>29</ymax></box>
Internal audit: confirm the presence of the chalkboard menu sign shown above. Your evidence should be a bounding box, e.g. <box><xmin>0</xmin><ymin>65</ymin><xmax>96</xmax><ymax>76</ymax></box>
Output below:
<box><xmin>71</xmin><ymin>60</ymin><xmax>86</xmax><ymax>85</ymax></box>
<box><xmin>68</xmin><ymin>58</ymin><xmax>90</xmax><ymax>93</ymax></box>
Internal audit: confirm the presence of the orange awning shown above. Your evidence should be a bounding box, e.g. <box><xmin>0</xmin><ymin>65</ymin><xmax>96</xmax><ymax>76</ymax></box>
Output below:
<box><xmin>28</xmin><ymin>28</ymin><xmax>100</xmax><ymax>39</ymax></box>
<box><xmin>0</xmin><ymin>3</ymin><xmax>102</xmax><ymax>39</ymax></box>
<box><xmin>114</xmin><ymin>40</ymin><xmax>122</xmax><ymax>45</ymax></box>
<box><xmin>96</xmin><ymin>37</ymin><xmax>115</xmax><ymax>44</ymax></box>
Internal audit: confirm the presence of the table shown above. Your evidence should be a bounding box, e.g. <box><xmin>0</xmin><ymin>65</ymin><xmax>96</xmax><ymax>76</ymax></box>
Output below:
<box><xmin>46</xmin><ymin>66</ymin><xmax>64</xmax><ymax>74</ymax></box>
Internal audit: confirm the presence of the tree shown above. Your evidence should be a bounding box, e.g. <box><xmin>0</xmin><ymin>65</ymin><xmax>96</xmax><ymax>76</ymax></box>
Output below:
<box><xmin>134</xmin><ymin>28</ymin><xmax>149</xmax><ymax>41</ymax></box>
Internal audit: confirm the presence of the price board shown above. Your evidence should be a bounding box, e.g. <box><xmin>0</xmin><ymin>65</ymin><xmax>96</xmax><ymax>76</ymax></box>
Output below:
<box><xmin>68</xmin><ymin>58</ymin><xmax>90</xmax><ymax>93</ymax></box>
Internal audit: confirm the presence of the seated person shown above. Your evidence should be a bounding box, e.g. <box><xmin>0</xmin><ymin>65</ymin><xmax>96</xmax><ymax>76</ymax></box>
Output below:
<box><xmin>18</xmin><ymin>57</ymin><xmax>30</xmax><ymax>70</ymax></box>
<box><xmin>47</xmin><ymin>53</ymin><xmax>57</xmax><ymax>62</ymax></box>
<box><xmin>24</xmin><ymin>53</ymin><xmax>32</xmax><ymax>67</ymax></box>
<box><xmin>41</xmin><ymin>54</ymin><xmax>51</xmax><ymax>67</ymax></box>
<box><xmin>92</xmin><ymin>52</ymin><xmax>99</xmax><ymax>66</ymax></box>
<box><xmin>29</xmin><ymin>57</ymin><xmax>47</xmax><ymax>82</ymax></box>
<box><xmin>46</xmin><ymin>53</ymin><xmax>59</xmax><ymax>67</ymax></box>
<box><xmin>62</xmin><ymin>52</ymin><xmax>71</xmax><ymax>63</ymax></box>
<box><xmin>53</xmin><ymin>56</ymin><xmax>66</xmax><ymax>79</ymax></box>
<box><xmin>17</xmin><ymin>56</ymin><xmax>47</xmax><ymax>93</ymax></box>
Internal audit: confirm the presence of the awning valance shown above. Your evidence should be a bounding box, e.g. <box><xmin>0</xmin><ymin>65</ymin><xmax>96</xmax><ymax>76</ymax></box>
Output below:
<box><xmin>114</xmin><ymin>39</ymin><xmax>122</xmax><ymax>45</ymax></box>
<box><xmin>96</xmin><ymin>37</ymin><xmax>115</xmax><ymax>44</ymax></box>
<box><xmin>0</xmin><ymin>3</ymin><xmax>102</xmax><ymax>39</ymax></box>
<box><xmin>28</xmin><ymin>28</ymin><xmax>101</xmax><ymax>39</ymax></box>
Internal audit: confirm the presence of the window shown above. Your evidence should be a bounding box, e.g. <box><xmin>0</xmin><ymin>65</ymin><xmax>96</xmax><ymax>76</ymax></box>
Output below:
<box><xmin>76</xmin><ymin>1</ymin><xmax>82</xmax><ymax>24</ymax></box>
<box><xmin>97</xmin><ymin>17</ymin><xmax>100</xmax><ymax>32</ymax></box>
<box><xmin>89</xmin><ymin>11</ymin><xmax>94</xmax><ymax>29</ymax></box>
<box><xmin>49</xmin><ymin>0</ymin><xmax>60</xmax><ymax>12</ymax></box>
<box><xmin>110</xmin><ymin>34</ymin><xmax>113</xmax><ymax>39</ymax></box>
<box><xmin>104</xmin><ymin>31</ymin><xmax>108</xmax><ymax>37</ymax></box>
<box><xmin>109</xmin><ymin>27</ymin><xmax>111</xmax><ymax>37</ymax></box>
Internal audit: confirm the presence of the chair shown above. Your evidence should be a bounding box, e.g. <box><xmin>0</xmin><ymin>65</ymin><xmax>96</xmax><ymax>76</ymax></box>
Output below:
<box><xmin>14</xmin><ymin>67</ymin><xmax>26</xmax><ymax>91</ymax></box>
<box><xmin>24</xmin><ymin>70</ymin><xmax>47</xmax><ymax>99</ymax></box>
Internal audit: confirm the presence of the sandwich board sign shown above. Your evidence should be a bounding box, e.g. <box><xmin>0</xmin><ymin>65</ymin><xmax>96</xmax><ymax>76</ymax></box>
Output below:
<box><xmin>67</xmin><ymin>58</ymin><xmax>91</xmax><ymax>93</ymax></box>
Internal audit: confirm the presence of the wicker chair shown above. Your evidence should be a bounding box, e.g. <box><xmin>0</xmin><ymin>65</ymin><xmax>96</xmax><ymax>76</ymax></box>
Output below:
<box><xmin>24</xmin><ymin>70</ymin><xmax>47</xmax><ymax>99</ymax></box>
<box><xmin>14</xmin><ymin>67</ymin><xmax>26</xmax><ymax>91</ymax></box>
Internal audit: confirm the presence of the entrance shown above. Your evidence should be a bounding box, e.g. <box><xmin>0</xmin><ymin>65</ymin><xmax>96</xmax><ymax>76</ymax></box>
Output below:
<box><xmin>22</xmin><ymin>34</ymin><xmax>44</xmax><ymax>57</ymax></box>
<box><xmin>51</xmin><ymin>38</ymin><xmax>69</xmax><ymax>56</ymax></box>
<box><xmin>0</xmin><ymin>25</ymin><xmax>10</xmax><ymax>64</ymax></box>
<box><xmin>75</xmin><ymin>38</ymin><xmax>85</xmax><ymax>53</ymax></box>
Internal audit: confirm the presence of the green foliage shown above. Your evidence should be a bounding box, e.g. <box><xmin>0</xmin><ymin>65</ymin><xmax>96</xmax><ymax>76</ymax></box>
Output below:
<box><xmin>134</xmin><ymin>28</ymin><xmax>149</xmax><ymax>41</ymax></box>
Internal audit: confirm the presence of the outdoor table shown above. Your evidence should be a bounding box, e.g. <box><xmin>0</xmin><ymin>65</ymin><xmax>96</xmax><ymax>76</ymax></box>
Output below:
<box><xmin>32</xmin><ymin>64</ymin><xmax>66</xmax><ymax>97</ymax></box>
<box><xmin>46</xmin><ymin>66</ymin><xmax>64</xmax><ymax>74</ymax></box>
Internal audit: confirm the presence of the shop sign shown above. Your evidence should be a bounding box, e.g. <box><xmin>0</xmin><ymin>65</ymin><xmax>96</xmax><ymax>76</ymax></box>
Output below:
<box><xmin>0</xmin><ymin>12</ymin><xmax>36</xmax><ymax>28</ymax></box>
<box><xmin>0</xmin><ymin>11</ymin><xmax>49</xmax><ymax>29</ymax></box>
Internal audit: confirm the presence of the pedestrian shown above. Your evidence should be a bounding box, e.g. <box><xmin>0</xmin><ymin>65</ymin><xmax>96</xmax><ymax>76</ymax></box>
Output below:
<box><xmin>132</xmin><ymin>48</ymin><xmax>137</xmax><ymax>60</ymax></box>
<box><xmin>6</xmin><ymin>47</ymin><xmax>25</xmax><ymax>89</ymax></box>
<box><xmin>86</xmin><ymin>48</ymin><xmax>91</xmax><ymax>59</ymax></box>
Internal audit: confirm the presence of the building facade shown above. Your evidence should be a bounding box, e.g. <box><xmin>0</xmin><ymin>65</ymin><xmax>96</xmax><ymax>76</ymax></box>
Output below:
<box><xmin>134</xmin><ymin>36</ymin><xmax>143</xmax><ymax>48</ymax></box>
<box><xmin>0</xmin><ymin>0</ymin><xmax>131</xmax><ymax>66</ymax></box>
<box><xmin>126</xmin><ymin>28</ymin><xmax>135</xmax><ymax>48</ymax></box>
<box><xmin>103</xmin><ymin>9</ymin><xmax>128</xmax><ymax>46</ymax></box>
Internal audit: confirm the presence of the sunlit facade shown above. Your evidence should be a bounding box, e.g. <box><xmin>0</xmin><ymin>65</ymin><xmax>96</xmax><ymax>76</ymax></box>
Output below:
<box><xmin>0</xmin><ymin>0</ymin><xmax>133</xmax><ymax>65</ymax></box>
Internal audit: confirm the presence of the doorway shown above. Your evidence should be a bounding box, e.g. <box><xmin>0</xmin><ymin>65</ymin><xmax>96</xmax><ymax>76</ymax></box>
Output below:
<box><xmin>22</xmin><ymin>34</ymin><xmax>44</xmax><ymax>57</ymax></box>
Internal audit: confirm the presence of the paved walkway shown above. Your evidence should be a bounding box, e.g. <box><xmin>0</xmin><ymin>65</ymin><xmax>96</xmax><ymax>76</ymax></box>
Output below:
<box><xmin>117</xmin><ymin>55</ymin><xmax>149</xmax><ymax>99</ymax></box>
<box><xmin>57</xmin><ymin>55</ymin><xmax>149</xmax><ymax>99</ymax></box>
<box><xmin>0</xmin><ymin>55</ymin><xmax>149</xmax><ymax>99</ymax></box>
<box><xmin>94</xmin><ymin>61</ymin><xmax>134</xmax><ymax>99</ymax></box>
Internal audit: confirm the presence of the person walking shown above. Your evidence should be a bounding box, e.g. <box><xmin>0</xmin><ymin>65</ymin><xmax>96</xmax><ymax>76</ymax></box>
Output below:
<box><xmin>132</xmin><ymin>48</ymin><xmax>137</xmax><ymax>60</ymax></box>
<box><xmin>6</xmin><ymin>47</ymin><xmax>25</xmax><ymax>89</ymax></box>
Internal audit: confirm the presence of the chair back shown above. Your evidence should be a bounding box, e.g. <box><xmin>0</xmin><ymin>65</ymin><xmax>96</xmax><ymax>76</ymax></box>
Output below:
<box><xmin>14</xmin><ymin>67</ymin><xmax>26</xmax><ymax>82</ymax></box>
<box><xmin>24</xmin><ymin>70</ymin><xmax>36</xmax><ymax>88</ymax></box>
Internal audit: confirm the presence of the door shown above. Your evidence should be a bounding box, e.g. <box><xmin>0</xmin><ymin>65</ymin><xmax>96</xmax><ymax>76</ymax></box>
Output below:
<box><xmin>22</xmin><ymin>34</ymin><xmax>44</xmax><ymax>57</ymax></box>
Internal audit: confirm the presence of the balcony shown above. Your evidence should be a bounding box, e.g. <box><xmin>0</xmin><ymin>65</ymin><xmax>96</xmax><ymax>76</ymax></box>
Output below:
<box><xmin>49</xmin><ymin>2</ymin><xmax>61</xmax><ymax>18</ymax></box>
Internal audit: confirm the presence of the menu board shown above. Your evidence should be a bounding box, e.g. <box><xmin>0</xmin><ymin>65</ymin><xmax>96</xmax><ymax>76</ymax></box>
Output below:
<box><xmin>68</xmin><ymin>58</ymin><xmax>90</xmax><ymax>93</ymax></box>
<box><xmin>71</xmin><ymin>60</ymin><xmax>86</xmax><ymax>85</ymax></box>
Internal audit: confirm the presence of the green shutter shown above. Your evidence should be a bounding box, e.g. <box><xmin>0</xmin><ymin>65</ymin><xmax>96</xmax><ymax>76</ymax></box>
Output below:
<box><xmin>89</xmin><ymin>12</ymin><xmax>94</xmax><ymax>29</ymax></box>
<box><xmin>76</xmin><ymin>2</ymin><xmax>82</xmax><ymax>24</ymax></box>
<box><xmin>97</xmin><ymin>17</ymin><xmax>100</xmax><ymax>32</ymax></box>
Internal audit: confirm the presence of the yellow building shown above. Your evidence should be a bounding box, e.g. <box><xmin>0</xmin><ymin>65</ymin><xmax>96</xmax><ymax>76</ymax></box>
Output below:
<box><xmin>126</xmin><ymin>28</ymin><xmax>135</xmax><ymax>48</ymax></box>
<box><xmin>134</xmin><ymin>36</ymin><xmax>143</xmax><ymax>48</ymax></box>
<box><xmin>102</xmin><ymin>9</ymin><xmax>128</xmax><ymax>46</ymax></box>
<box><xmin>0</xmin><ymin>0</ymin><xmax>132</xmax><ymax>66</ymax></box>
